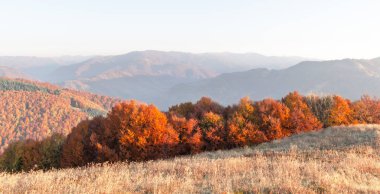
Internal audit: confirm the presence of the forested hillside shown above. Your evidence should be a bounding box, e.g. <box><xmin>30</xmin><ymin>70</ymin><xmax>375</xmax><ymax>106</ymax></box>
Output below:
<box><xmin>0</xmin><ymin>78</ymin><xmax>119</xmax><ymax>153</ymax></box>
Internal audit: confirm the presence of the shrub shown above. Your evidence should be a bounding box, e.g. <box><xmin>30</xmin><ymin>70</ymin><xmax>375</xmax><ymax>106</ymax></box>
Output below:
<box><xmin>0</xmin><ymin>134</ymin><xmax>65</xmax><ymax>172</ymax></box>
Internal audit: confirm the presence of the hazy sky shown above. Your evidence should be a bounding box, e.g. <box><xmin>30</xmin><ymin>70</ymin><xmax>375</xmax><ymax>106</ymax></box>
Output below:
<box><xmin>0</xmin><ymin>0</ymin><xmax>379</xmax><ymax>59</ymax></box>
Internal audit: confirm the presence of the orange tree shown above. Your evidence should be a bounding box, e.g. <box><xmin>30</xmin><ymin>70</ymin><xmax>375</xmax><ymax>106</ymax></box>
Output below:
<box><xmin>327</xmin><ymin>96</ymin><xmax>354</xmax><ymax>126</ymax></box>
<box><xmin>198</xmin><ymin>112</ymin><xmax>226</xmax><ymax>151</ymax></box>
<box><xmin>254</xmin><ymin>98</ymin><xmax>290</xmax><ymax>140</ymax></box>
<box><xmin>227</xmin><ymin>97</ymin><xmax>267</xmax><ymax>147</ymax></box>
<box><xmin>106</xmin><ymin>101</ymin><xmax>179</xmax><ymax>161</ymax></box>
<box><xmin>282</xmin><ymin>92</ymin><xmax>322</xmax><ymax>133</ymax></box>
<box><xmin>351</xmin><ymin>95</ymin><xmax>380</xmax><ymax>124</ymax></box>
<box><xmin>168</xmin><ymin>114</ymin><xmax>203</xmax><ymax>154</ymax></box>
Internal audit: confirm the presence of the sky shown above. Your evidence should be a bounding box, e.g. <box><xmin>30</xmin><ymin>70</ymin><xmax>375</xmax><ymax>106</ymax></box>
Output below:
<box><xmin>0</xmin><ymin>0</ymin><xmax>379</xmax><ymax>59</ymax></box>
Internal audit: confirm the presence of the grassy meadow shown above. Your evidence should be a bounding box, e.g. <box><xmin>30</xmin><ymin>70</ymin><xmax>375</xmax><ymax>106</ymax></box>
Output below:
<box><xmin>1</xmin><ymin>124</ymin><xmax>379</xmax><ymax>193</ymax></box>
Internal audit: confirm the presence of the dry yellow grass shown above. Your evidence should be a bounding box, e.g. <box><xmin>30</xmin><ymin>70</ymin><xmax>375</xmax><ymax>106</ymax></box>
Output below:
<box><xmin>1</xmin><ymin>124</ymin><xmax>380</xmax><ymax>193</ymax></box>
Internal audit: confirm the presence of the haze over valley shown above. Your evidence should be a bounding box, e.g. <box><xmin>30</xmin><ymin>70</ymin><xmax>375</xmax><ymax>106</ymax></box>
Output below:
<box><xmin>1</xmin><ymin>51</ymin><xmax>379</xmax><ymax>109</ymax></box>
<box><xmin>0</xmin><ymin>50</ymin><xmax>308</xmax><ymax>108</ymax></box>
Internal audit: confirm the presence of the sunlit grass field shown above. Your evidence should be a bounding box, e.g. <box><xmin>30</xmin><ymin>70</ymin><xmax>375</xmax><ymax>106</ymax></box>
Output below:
<box><xmin>1</xmin><ymin>125</ymin><xmax>380</xmax><ymax>193</ymax></box>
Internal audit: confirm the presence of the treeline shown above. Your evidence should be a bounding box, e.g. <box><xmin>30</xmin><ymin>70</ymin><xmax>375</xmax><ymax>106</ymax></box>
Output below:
<box><xmin>0</xmin><ymin>78</ymin><xmax>60</xmax><ymax>94</ymax></box>
<box><xmin>1</xmin><ymin>92</ymin><xmax>379</xmax><ymax>172</ymax></box>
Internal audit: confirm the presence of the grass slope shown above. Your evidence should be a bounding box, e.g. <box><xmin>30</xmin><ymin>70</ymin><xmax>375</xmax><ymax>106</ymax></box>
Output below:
<box><xmin>1</xmin><ymin>125</ymin><xmax>379</xmax><ymax>193</ymax></box>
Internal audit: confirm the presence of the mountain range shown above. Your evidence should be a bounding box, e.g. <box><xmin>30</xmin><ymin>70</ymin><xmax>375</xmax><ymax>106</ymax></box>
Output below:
<box><xmin>48</xmin><ymin>51</ymin><xmax>306</xmax><ymax>81</ymax></box>
<box><xmin>0</xmin><ymin>51</ymin><xmax>306</xmax><ymax>107</ymax></box>
<box><xmin>45</xmin><ymin>50</ymin><xmax>307</xmax><ymax>107</ymax></box>
<box><xmin>0</xmin><ymin>66</ymin><xmax>29</xmax><ymax>79</ymax></box>
<box><xmin>161</xmin><ymin>58</ymin><xmax>380</xmax><ymax>106</ymax></box>
<box><xmin>0</xmin><ymin>56</ymin><xmax>91</xmax><ymax>80</ymax></box>
<box><xmin>1</xmin><ymin>51</ymin><xmax>380</xmax><ymax>109</ymax></box>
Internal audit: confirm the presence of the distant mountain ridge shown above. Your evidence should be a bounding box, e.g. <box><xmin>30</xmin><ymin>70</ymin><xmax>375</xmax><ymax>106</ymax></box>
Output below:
<box><xmin>160</xmin><ymin>58</ymin><xmax>380</xmax><ymax>107</ymax></box>
<box><xmin>50</xmin><ymin>50</ymin><xmax>306</xmax><ymax>81</ymax></box>
<box><xmin>2</xmin><ymin>52</ymin><xmax>380</xmax><ymax>110</ymax></box>
<box><xmin>0</xmin><ymin>56</ymin><xmax>92</xmax><ymax>81</ymax></box>
<box><xmin>0</xmin><ymin>56</ymin><xmax>91</xmax><ymax>68</ymax></box>
<box><xmin>0</xmin><ymin>66</ymin><xmax>29</xmax><ymax>79</ymax></box>
<box><xmin>46</xmin><ymin>50</ymin><xmax>306</xmax><ymax>105</ymax></box>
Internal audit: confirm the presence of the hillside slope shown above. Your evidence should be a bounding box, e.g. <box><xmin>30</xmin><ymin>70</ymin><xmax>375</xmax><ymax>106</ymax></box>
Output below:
<box><xmin>163</xmin><ymin>58</ymin><xmax>380</xmax><ymax>106</ymax></box>
<box><xmin>1</xmin><ymin>125</ymin><xmax>379</xmax><ymax>193</ymax></box>
<box><xmin>0</xmin><ymin>78</ymin><xmax>119</xmax><ymax>153</ymax></box>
